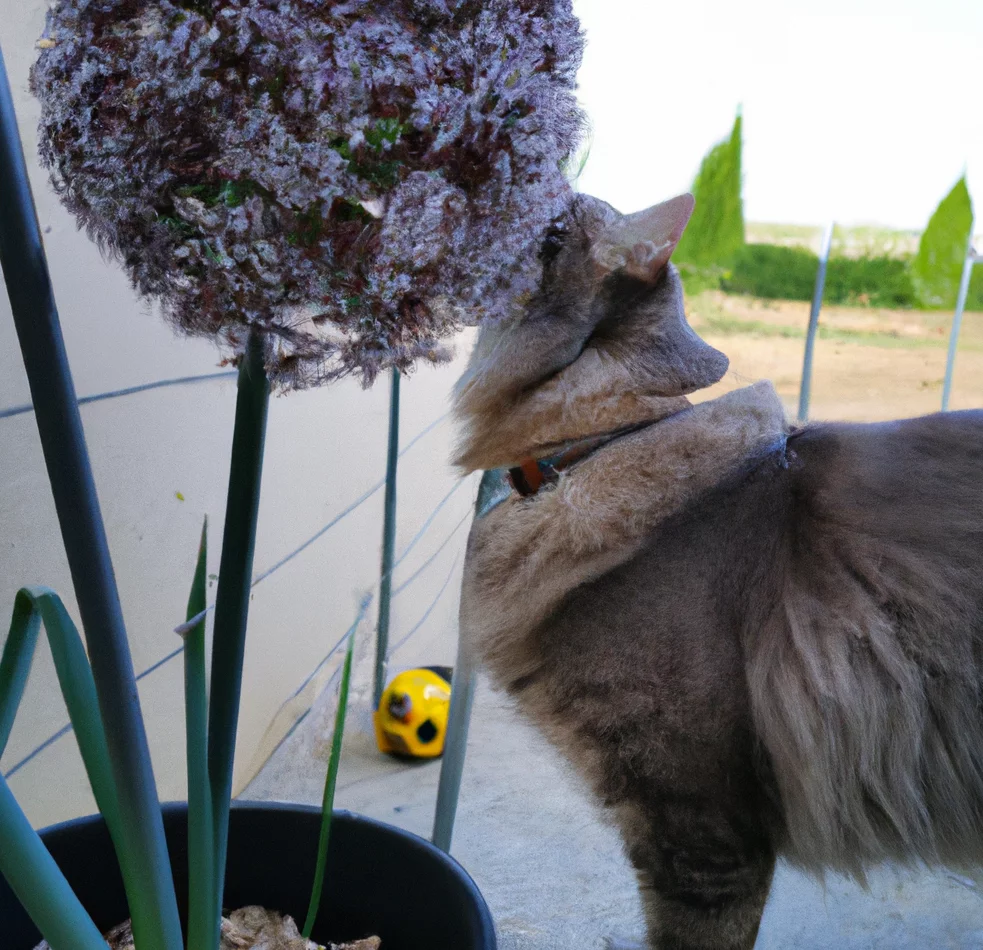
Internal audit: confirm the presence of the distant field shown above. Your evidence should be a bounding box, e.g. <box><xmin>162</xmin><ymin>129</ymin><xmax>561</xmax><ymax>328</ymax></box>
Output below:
<box><xmin>745</xmin><ymin>222</ymin><xmax>923</xmax><ymax>258</ymax></box>
<box><xmin>686</xmin><ymin>289</ymin><xmax>983</xmax><ymax>422</ymax></box>
<box><xmin>677</xmin><ymin>222</ymin><xmax>983</xmax><ymax>419</ymax></box>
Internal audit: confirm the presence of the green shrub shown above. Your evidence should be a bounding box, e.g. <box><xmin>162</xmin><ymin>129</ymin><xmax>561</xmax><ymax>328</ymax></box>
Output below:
<box><xmin>676</xmin><ymin>262</ymin><xmax>728</xmax><ymax>296</ymax></box>
<box><xmin>970</xmin><ymin>263</ymin><xmax>983</xmax><ymax>310</ymax></box>
<box><xmin>694</xmin><ymin>239</ymin><xmax>981</xmax><ymax>310</ymax></box>
<box><xmin>911</xmin><ymin>177</ymin><xmax>974</xmax><ymax>308</ymax></box>
<box><xmin>720</xmin><ymin>244</ymin><xmax>818</xmax><ymax>300</ymax></box>
<box><xmin>675</xmin><ymin>112</ymin><xmax>745</xmax><ymax>267</ymax></box>
<box><xmin>825</xmin><ymin>256</ymin><xmax>918</xmax><ymax>308</ymax></box>
<box><xmin>718</xmin><ymin>243</ymin><xmax>920</xmax><ymax>308</ymax></box>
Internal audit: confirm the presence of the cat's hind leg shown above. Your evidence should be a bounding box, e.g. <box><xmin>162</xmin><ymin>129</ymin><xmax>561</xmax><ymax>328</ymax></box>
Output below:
<box><xmin>622</xmin><ymin>801</ymin><xmax>775</xmax><ymax>950</ymax></box>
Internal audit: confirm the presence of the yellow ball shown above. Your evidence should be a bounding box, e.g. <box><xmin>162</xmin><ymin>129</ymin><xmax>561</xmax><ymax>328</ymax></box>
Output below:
<box><xmin>374</xmin><ymin>667</ymin><xmax>452</xmax><ymax>759</ymax></box>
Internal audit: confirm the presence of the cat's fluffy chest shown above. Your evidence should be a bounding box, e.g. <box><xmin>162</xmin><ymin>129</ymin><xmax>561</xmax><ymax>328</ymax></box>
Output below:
<box><xmin>460</xmin><ymin>381</ymin><xmax>789</xmax><ymax>687</ymax></box>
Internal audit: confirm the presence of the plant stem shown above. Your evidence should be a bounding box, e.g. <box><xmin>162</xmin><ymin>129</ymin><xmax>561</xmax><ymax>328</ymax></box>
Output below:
<box><xmin>373</xmin><ymin>368</ymin><xmax>400</xmax><ymax>708</ymax></box>
<box><xmin>0</xmin><ymin>774</ymin><xmax>108</xmax><ymax>950</ymax></box>
<box><xmin>303</xmin><ymin>631</ymin><xmax>356</xmax><ymax>940</ymax></box>
<box><xmin>207</xmin><ymin>330</ymin><xmax>270</xmax><ymax>941</ymax></box>
<box><xmin>182</xmin><ymin>522</ymin><xmax>215</xmax><ymax>950</ymax></box>
<box><xmin>0</xmin><ymin>47</ymin><xmax>182</xmax><ymax>950</ymax></box>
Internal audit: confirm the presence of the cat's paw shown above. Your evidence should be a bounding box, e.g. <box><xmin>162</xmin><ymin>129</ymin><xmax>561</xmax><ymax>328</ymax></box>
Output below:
<box><xmin>603</xmin><ymin>938</ymin><xmax>646</xmax><ymax>950</ymax></box>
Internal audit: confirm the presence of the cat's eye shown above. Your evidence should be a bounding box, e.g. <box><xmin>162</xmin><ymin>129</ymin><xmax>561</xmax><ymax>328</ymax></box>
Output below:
<box><xmin>538</xmin><ymin>224</ymin><xmax>567</xmax><ymax>267</ymax></box>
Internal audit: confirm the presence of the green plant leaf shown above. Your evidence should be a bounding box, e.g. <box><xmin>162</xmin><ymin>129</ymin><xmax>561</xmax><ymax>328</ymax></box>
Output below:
<box><xmin>0</xmin><ymin>773</ymin><xmax>107</xmax><ymax>950</ymax></box>
<box><xmin>0</xmin><ymin>589</ymin><xmax>122</xmax><ymax>843</ymax></box>
<box><xmin>0</xmin><ymin>593</ymin><xmax>40</xmax><ymax>756</ymax></box>
<box><xmin>182</xmin><ymin>519</ymin><xmax>216</xmax><ymax>950</ymax></box>
<box><xmin>302</xmin><ymin>629</ymin><xmax>356</xmax><ymax>940</ymax></box>
<box><xmin>0</xmin><ymin>588</ymin><xmax>134</xmax><ymax>949</ymax></box>
<box><xmin>717</xmin><ymin>243</ymin><xmax>919</xmax><ymax>309</ymax></box>
<box><xmin>1</xmin><ymin>587</ymin><xmax>192</xmax><ymax>950</ymax></box>
<box><xmin>560</xmin><ymin>125</ymin><xmax>593</xmax><ymax>188</ymax></box>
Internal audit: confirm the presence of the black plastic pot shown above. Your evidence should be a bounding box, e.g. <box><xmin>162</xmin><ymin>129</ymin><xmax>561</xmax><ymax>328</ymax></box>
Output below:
<box><xmin>1</xmin><ymin>802</ymin><xmax>497</xmax><ymax>950</ymax></box>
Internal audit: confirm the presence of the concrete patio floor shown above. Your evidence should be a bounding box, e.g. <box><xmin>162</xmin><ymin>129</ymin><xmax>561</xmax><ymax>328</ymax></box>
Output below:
<box><xmin>244</xmin><ymin>675</ymin><xmax>983</xmax><ymax>949</ymax></box>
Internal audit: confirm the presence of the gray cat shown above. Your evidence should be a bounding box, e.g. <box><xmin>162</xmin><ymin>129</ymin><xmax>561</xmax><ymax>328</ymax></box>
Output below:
<box><xmin>452</xmin><ymin>192</ymin><xmax>983</xmax><ymax>949</ymax></box>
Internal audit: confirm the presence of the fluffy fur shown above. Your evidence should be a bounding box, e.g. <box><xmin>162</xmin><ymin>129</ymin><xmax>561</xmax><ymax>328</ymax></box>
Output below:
<box><xmin>460</xmin><ymin>383</ymin><xmax>787</xmax><ymax>682</ymax></box>
<box><xmin>748</xmin><ymin>416</ymin><xmax>983</xmax><ymax>876</ymax></box>
<box><xmin>454</xmin><ymin>192</ymin><xmax>983</xmax><ymax>949</ymax></box>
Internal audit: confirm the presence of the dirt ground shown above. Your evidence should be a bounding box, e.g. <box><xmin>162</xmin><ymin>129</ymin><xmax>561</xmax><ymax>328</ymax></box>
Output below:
<box><xmin>686</xmin><ymin>290</ymin><xmax>983</xmax><ymax>422</ymax></box>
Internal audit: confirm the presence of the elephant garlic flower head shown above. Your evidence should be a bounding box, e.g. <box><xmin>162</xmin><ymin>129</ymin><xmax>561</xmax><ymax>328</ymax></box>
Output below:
<box><xmin>31</xmin><ymin>0</ymin><xmax>585</xmax><ymax>388</ymax></box>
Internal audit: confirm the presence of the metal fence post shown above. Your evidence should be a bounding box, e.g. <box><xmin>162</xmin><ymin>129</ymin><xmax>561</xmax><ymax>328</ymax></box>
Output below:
<box><xmin>432</xmin><ymin>638</ymin><xmax>478</xmax><ymax>853</ymax></box>
<box><xmin>797</xmin><ymin>221</ymin><xmax>834</xmax><ymax>423</ymax></box>
<box><xmin>942</xmin><ymin>239</ymin><xmax>978</xmax><ymax>412</ymax></box>
<box><xmin>373</xmin><ymin>369</ymin><xmax>401</xmax><ymax>708</ymax></box>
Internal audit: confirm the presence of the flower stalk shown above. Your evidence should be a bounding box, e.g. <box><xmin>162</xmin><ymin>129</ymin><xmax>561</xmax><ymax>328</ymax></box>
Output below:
<box><xmin>207</xmin><ymin>330</ymin><xmax>271</xmax><ymax>942</ymax></box>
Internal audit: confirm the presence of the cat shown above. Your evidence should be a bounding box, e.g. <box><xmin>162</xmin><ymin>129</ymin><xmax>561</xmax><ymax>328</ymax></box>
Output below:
<box><xmin>452</xmin><ymin>191</ymin><xmax>983</xmax><ymax>949</ymax></box>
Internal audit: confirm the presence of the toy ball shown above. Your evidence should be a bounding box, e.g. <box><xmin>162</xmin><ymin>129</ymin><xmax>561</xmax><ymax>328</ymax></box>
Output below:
<box><xmin>374</xmin><ymin>667</ymin><xmax>452</xmax><ymax>759</ymax></box>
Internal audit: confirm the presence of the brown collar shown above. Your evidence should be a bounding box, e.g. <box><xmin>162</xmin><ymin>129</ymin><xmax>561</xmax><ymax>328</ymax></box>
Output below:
<box><xmin>507</xmin><ymin>421</ymin><xmax>655</xmax><ymax>497</ymax></box>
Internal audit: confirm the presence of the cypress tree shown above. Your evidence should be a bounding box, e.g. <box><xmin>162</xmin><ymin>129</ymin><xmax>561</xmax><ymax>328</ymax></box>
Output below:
<box><xmin>675</xmin><ymin>111</ymin><xmax>745</xmax><ymax>267</ymax></box>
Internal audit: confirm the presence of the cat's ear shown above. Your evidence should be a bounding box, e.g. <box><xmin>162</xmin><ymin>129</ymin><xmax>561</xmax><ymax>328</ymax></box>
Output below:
<box><xmin>590</xmin><ymin>193</ymin><xmax>694</xmax><ymax>283</ymax></box>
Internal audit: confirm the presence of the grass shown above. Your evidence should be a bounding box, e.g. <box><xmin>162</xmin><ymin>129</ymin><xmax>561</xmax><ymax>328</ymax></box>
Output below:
<box><xmin>699</xmin><ymin>313</ymin><xmax>956</xmax><ymax>349</ymax></box>
<box><xmin>689</xmin><ymin>290</ymin><xmax>983</xmax><ymax>353</ymax></box>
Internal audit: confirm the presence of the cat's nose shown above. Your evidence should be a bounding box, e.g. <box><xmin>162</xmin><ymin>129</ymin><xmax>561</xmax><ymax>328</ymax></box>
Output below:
<box><xmin>659</xmin><ymin>332</ymin><xmax>729</xmax><ymax>395</ymax></box>
<box><xmin>686</xmin><ymin>343</ymin><xmax>729</xmax><ymax>391</ymax></box>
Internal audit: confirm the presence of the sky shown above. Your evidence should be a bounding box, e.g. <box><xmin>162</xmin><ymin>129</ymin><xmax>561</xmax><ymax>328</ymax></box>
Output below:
<box><xmin>572</xmin><ymin>0</ymin><xmax>983</xmax><ymax>230</ymax></box>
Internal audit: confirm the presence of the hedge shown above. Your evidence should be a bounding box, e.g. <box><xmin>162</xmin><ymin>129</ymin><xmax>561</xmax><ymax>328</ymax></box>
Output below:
<box><xmin>713</xmin><ymin>243</ymin><xmax>982</xmax><ymax>310</ymax></box>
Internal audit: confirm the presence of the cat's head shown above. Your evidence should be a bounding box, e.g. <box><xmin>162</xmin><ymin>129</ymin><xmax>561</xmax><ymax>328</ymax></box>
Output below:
<box><xmin>530</xmin><ymin>191</ymin><xmax>728</xmax><ymax>395</ymax></box>
<box><xmin>453</xmin><ymin>192</ymin><xmax>729</xmax><ymax>471</ymax></box>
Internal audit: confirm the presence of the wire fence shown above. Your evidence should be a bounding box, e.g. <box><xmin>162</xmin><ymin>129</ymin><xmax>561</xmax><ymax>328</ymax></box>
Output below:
<box><xmin>0</xmin><ymin>371</ymin><xmax>238</xmax><ymax>421</ymax></box>
<box><xmin>2</xmin><ymin>393</ymin><xmax>475</xmax><ymax>783</ymax></box>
